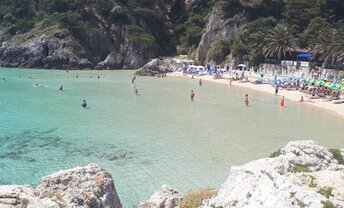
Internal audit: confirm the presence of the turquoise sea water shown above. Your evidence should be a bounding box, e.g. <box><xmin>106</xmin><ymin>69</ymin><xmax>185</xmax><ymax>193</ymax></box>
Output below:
<box><xmin>0</xmin><ymin>68</ymin><xmax>344</xmax><ymax>206</ymax></box>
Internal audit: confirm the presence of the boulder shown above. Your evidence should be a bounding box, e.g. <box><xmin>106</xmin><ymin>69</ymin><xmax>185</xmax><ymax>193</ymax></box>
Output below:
<box><xmin>78</xmin><ymin>59</ymin><xmax>94</xmax><ymax>69</ymax></box>
<box><xmin>136</xmin><ymin>58</ymin><xmax>187</xmax><ymax>76</ymax></box>
<box><xmin>138</xmin><ymin>185</ymin><xmax>182</xmax><ymax>208</ymax></box>
<box><xmin>0</xmin><ymin>164</ymin><xmax>122</xmax><ymax>208</ymax></box>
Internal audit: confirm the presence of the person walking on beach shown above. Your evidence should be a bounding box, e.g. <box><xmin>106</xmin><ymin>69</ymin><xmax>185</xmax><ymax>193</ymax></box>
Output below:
<box><xmin>190</xmin><ymin>90</ymin><xmax>195</xmax><ymax>102</ymax></box>
<box><xmin>275</xmin><ymin>86</ymin><xmax>279</xmax><ymax>96</ymax></box>
<box><xmin>229</xmin><ymin>77</ymin><xmax>232</xmax><ymax>86</ymax></box>
<box><xmin>245</xmin><ymin>94</ymin><xmax>249</xmax><ymax>106</ymax></box>
<box><xmin>280</xmin><ymin>96</ymin><xmax>285</xmax><ymax>107</ymax></box>
<box><xmin>199</xmin><ymin>79</ymin><xmax>202</xmax><ymax>87</ymax></box>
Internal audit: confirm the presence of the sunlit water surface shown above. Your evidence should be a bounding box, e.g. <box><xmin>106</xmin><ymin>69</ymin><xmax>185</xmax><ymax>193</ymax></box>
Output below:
<box><xmin>0</xmin><ymin>68</ymin><xmax>343</xmax><ymax>207</ymax></box>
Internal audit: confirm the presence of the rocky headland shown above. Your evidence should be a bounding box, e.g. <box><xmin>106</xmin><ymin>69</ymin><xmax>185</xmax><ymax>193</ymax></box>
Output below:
<box><xmin>139</xmin><ymin>140</ymin><xmax>344</xmax><ymax>208</ymax></box>
<box><xmin>1</xmin><ymin>140</ymin><xmax>343</xmax><ymax>208</ymax></box>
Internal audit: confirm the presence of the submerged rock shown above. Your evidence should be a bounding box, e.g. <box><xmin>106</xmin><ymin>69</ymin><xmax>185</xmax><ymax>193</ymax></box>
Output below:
<box><xmin>0</xmin><ymin>164</ymin><xmax>122</xmax><ymax>208</ymax></box>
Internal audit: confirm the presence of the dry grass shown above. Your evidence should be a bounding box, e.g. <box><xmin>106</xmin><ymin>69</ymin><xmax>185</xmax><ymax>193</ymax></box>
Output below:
<box><xmin>180</xmin><ymin>188</ymin><xmax>217</xmax><ymax>208</ymax></box>
<box><xmin>46</xmin><ymin>191</ymin><xmax>63</xmax><ymax>201</ymax></box>
<box><xmin>94</xmin><ymin>176</ymin><xmax>105</xmax><ymax>186</ymax></box>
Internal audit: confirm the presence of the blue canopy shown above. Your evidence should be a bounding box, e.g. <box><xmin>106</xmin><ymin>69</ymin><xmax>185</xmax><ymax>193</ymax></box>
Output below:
<box><xmin>297</xmin><ymin>53</ymin><xmax>312</xmax><ymax>58</ymax></box>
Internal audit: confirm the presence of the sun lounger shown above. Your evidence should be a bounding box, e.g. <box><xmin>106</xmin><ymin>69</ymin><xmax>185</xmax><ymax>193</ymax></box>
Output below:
<box><xmin>307</xmin><ymin>95</ymin><xmax>320</xmax><ymax>99</ymax></box>
<box><xmin>333</xmin><ymin>100</ymin><xmax>344</xmax><ymax>104</ymax></box>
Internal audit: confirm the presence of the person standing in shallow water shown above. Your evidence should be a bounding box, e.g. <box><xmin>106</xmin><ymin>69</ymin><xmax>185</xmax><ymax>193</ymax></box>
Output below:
<box><xmin>134</xmin><ymin>86</ymin><xmax>139</xmax><ymax>95</ymax></box>
<box><xmin>59</xmin><ymin>85</ymin><xmax>63</xmax><ymax>91</ymax></box>
<box><xmin>275</xmin><ymin>86</ymin><xmax>279</xmax><ymax>96</ymax></box>
<box><xmin>245</xmin><ymin>94</ymin><xmax>249</xmax><ymax>106</ymax></box>
<box><xmin>190</xmin><ymin>90</ymin><xmax>195</xmax><ymax>102</ymax></box>
<box><xmin>199</xmin><ymin>79</ymin><xmax>202</xmax><ymax>87</ymax></box>
<box><xmin>280</xmin><ymin>96</ymin><xmax>285</xmax><ymax>107</ymax></box>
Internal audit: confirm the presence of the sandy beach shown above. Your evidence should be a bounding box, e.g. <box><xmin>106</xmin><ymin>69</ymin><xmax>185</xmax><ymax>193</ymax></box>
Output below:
<box><xmin>169</xmin><ymin>72</ymin><xmax>344</xmax><ymax>118</ymax></box>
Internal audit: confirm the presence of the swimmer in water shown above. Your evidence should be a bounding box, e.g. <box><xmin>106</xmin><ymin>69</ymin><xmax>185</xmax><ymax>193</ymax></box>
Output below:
<box><xmin>97</xmin><ymin>75</ymin><xmax>100</xmax><ymax>79</ymax></box>
<box><xmin>59</xmin><ymin>85</ymin><xmax>63</xmax><ymax>91</ymax></box>
<box><xmin>36</xmin><ymin>83</ymin><xmax>39</xmax><ymax>87</ymax></box>
<box><xmin>131</xmin><ymin>75</ymin><xmax>136</xmax><ymax>84</ymax></box>
<box><xmin>76</xmin><ymin>73</ymin><xmax>79</xmax><ymax>78</ymax></box>
<box><xmin>299</xmin><ymin>96</ymin><xmax>304</xmax><ymax>102</ymax></box>
<box><xmin>81</xmin><ymin>99</ymin><xmax>87</xmax><ymax>108</ymax></box>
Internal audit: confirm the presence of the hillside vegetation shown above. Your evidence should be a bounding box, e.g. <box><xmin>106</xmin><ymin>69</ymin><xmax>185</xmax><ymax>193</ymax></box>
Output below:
<box><xmin>0</xmin><ymin>0</ymin><xmax>343</xmax><ymax>68</ymax></box>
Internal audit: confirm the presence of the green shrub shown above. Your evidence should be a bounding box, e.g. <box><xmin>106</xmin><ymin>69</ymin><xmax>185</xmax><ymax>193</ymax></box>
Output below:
<box><xmin>293</xmin><ymin>164</ymin><xmax>311</xmax><ymax>173</ymax></box>
<box><xmin>180</xmin><ymin>188</ymin><xmax>217</xmax><ymax>208</ymax></box>
<box><xmin>125</xmin><ymin>25</ymin><xmax>155</xmax><ymax>44</ymax></box>
<box><xmin>317</xmin><ymin>188</ymin><xmax>333</xmax><ymax>198</ymax></box>
<box><xmin>309</xmin><ymin>176</ymin><xmax>317</xmax><ymax>188</ymax></box>
<box><xmin>206</xmin><ymin>38</ymin><xmax>231</xmax><ymax>64</ymax></box>
<box><xmin>329</xmin><ymin>149</ymin><xmax>344</xmax><ymax>164</ymax></box>
<box><xmin>269</xmin><ymin>149</ymin><xmax>281</xmax><ymax>158</ymax></box>
<box><xmin>321</xmin><ymin>200</ymin><xmax>335</xmax><ymax>208</ymax></box>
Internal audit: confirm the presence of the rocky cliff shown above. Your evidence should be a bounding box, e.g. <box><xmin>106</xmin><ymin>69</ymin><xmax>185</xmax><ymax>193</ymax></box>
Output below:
<box><xmin>0</xmin><ymin>164</ymin><xmax>122</xmax><ymax>208</ymax></box>
<box><xmin>195</xmin><ymin>6</ymin><xmax>239</xmax><ymax>65</ymax></box>
<box><xmin>140</xmin><ymin>140</ymin><xmax>344</xmax><ymax>208</ymax></box>
<box><xmin>0</xmin><ymin>0</ymin><xmax>199</xmax><ymax>70</ymax></box>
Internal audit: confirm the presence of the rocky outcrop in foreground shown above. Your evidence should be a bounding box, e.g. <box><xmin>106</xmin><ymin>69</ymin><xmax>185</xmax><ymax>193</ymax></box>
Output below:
<box><xmin>140</xmin><ymin>140</ymin><xmax>344</xmax><ymax>208</ymax></box>
<box><xmin>0</xmin><ymin>164</ymin><xmax>121</xmax><ymax>208</ymax></box>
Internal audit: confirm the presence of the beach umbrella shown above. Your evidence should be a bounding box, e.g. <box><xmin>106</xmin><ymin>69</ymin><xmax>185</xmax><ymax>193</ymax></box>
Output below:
<box><xmin>319</xmin><ymin>81</ymin><xmax>326</xmax><ymax>86</ymax></box>
<box><xmin>324</xmin><ymin>83</ymin><xmax>332</xmax><ymax>88</ymax></box>
<box><xmin>338</xmin><ymin>85</ymin><xmax>344</xmax><ymax>91</ymax></box>
<box><xmin>331</xmin><ymin>84</ymin><xmax>339</xmax><ymax>89</ymax></box>
<box><xmin>315</xmin><ymin>80</ymin><xmax>321</xmax><ymax>86</ymax></box>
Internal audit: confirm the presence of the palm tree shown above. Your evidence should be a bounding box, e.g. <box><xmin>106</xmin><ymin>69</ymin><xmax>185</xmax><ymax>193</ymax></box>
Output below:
<box><xmin>250</xmin><ymin>25</ymin><xmax>297</xmax><ymax>62</ymax></box>
<box><xmin>310</xmin><ymin>27</ymin><xmax>344</xmax><ymax>63</ymax></box>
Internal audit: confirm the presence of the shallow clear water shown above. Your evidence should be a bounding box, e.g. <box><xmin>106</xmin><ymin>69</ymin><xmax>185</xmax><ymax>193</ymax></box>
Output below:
<box><xmin>0</xmin><ymin>68</ymin><xmax>343</xmax><ymax>207</ymax></box>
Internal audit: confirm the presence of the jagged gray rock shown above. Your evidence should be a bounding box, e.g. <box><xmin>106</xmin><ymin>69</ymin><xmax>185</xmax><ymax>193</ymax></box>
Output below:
<box><xmin>0</xmin><ymin>164</ymin><xmax>122</xmax><ymax>208</ymax></box>
<box><xmin>136</xmin><ymin>58</ymin><xmax>188</xmax><ymax>76</ymax></box>
<box><xmin>203</xmin><ymin>140</ymin><xmax>344</xmax><ymax>208</ymax></box>
<box><xmin>195</xmin><ymin>6</ymin><xmax>238</xmax><ymax>65</ymax></box>
<box><xmin>138</xmin><ymin>185</ymin><xmax>182</xmax><ymax>208</ymax></box>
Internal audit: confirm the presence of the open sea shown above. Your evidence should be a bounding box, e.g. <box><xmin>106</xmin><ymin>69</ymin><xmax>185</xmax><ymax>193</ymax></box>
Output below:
<box><xmin>0</xmin><ymin>68</ymin><xmax>343</xmax><ymax>207</ymax></box>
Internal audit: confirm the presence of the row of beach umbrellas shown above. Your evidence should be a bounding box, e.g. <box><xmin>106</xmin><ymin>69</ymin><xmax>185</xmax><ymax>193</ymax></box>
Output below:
<box><xmin>303</xmin><ymin>78</ymin><xmax>344</xmax><ymax>91</ymax></box>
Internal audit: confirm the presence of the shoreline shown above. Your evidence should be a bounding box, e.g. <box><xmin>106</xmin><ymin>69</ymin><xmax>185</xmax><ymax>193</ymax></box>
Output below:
<box><xmin>168</xmin><ymin>72</ymin><xmax>344</xmax><ymax>119</ymax></box>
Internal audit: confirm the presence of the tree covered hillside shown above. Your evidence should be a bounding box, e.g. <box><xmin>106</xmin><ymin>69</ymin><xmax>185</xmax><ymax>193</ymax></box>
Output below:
<box><xmin>0</xmin><ymin>0</ymin><xmax>343</xmax><ymax>69</ymax></box>
<box><xmin>200</xmin><ymin>0</ymin><xmax>344</xmax><ymax>66</ymax></box>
